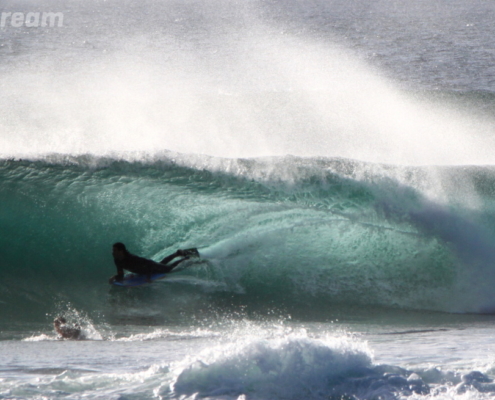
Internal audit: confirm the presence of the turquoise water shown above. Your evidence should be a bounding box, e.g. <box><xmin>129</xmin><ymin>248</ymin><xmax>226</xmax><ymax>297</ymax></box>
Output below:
<box><xmin>3</xmin><ymin>155</ymin><xmax>495</xmax><ymax>326</ymax></box>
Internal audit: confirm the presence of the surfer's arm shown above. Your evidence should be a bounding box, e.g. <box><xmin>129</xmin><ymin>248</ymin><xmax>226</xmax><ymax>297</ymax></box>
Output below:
<box><xmin>113</xmin><ymin>259</ymin><xmax>125</xmax><ymax>281</ymax></box>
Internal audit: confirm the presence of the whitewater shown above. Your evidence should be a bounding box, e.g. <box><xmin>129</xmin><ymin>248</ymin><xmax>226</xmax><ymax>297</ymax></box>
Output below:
<box><xmin>2</xmin><ymin>0</ymin><xmax>495</xmax><ymax>399</ymax></box>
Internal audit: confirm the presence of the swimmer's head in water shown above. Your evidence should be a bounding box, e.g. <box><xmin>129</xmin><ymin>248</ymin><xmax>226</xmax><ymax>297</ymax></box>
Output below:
<box><xmin>54</xmin><ymin>317</ymin><xmax>66</xmax><ymax>326</ymax></box>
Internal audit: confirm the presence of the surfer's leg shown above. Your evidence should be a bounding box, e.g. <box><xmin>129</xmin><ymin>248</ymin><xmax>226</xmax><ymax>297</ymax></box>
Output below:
<box><xmin>167</xmin><ymin>258</ymin><xmax>187</xmax><ymax>272</ymax></box>
<box><xmin>159</xmin><ymin>251</ymin><xmax>180</xmax><ymax>265</ymax></box>
<box><xmin>156</xmin><ymin>258</ymin><xmax>186</xmax><ymax>273</ymax></box>
<box><xmin>160</xmin><ymin>249</ymin><xmax>199</xmax><ymax>265</ymax></box>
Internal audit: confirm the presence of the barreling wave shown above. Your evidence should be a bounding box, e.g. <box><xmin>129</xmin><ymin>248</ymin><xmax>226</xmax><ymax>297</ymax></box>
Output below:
<box><xmin>2</xmin><ymin>152</ymin><xmax>495</xmax><ymax>325</ymax></box>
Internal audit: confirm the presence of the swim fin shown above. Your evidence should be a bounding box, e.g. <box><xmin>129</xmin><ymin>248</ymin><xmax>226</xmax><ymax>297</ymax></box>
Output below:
<box><xmin>181</xmin><ymin>248</ymin><xmax>200</xmax><ymax>258</ymax></box>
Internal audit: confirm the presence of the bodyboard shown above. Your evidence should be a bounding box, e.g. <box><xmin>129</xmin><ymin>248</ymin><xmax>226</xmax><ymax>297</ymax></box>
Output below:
<box><xmin>111</xmin><ymin>272</ymin><xmax>168</xmax><ymax>287</ymax></box>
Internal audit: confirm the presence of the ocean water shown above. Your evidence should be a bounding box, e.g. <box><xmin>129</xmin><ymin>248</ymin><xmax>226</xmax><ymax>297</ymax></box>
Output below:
<box><xmin>2</xmin><ymin>0</ymin><xmax>495</xmax><ymax>399</ymax></box>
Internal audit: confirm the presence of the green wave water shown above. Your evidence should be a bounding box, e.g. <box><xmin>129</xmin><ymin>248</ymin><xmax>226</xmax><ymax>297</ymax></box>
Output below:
<box><xmin>2</xmin><ymin>153</ymin><xmax>495</xmax><ymax>326</ymax></box>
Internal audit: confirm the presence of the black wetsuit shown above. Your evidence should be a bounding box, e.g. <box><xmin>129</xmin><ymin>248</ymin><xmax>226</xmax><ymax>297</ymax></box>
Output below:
<box><xmin>113</xmin><ymin>251</ymin><xmax>183</xmax><ymax>281</ymax></box>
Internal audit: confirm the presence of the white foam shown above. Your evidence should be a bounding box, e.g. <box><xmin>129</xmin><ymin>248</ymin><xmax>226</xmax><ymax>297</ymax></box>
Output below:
<box><xmin>173</xmin><ymin>334</ymin><xmax>373</xmax><ymax>399</ymax></box>
<box><xmin>115</xmin><ymin>328</ymin><xmax>219</xmax><ymax>342</ymax></box>
<box><xmin>23</xmin><ymin>333</ymin><xmax>58</xmax><ymax>342</ymax></box>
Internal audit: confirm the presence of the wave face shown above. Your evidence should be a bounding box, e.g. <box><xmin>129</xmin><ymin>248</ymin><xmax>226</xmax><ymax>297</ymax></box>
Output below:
<box><xmin>2</xmin><ymin>153</ymin><xmax>495</xmax><ymax>324</ymax></box>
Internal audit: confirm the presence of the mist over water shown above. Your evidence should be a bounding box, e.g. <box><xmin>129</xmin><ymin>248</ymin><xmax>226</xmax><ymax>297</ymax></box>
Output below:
<box><xmin>1</xmin><ymin>0</ymin><xmax>495</xmax><ymax>164</ymax></box>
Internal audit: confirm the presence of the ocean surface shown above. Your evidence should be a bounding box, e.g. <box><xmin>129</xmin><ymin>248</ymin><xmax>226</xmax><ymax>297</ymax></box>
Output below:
<box><xmin>2</xmin><ymin>0</ymin><xmax>495</xmax><ymax>399</ymax></box>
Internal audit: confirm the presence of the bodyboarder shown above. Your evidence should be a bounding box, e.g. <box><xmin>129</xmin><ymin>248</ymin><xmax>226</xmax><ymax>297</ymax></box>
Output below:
<box><xmin>109</xmin><ymin>242</ymin><xmax>199</xmax><ymax>283</ymax></box>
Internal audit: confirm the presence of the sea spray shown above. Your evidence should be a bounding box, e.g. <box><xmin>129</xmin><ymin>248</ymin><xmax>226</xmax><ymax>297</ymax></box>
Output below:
<box><xmin>2</xmin><ymin>1</ymin><xmax>495</xmax><ymax>165</ymax></box>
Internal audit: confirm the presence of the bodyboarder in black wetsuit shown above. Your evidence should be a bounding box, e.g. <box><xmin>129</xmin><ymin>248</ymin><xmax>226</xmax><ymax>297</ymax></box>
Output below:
<box><xmin>109</xmin><ymin>242</ymin><xmax>198</xmax><ymax>283</ymax></box>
